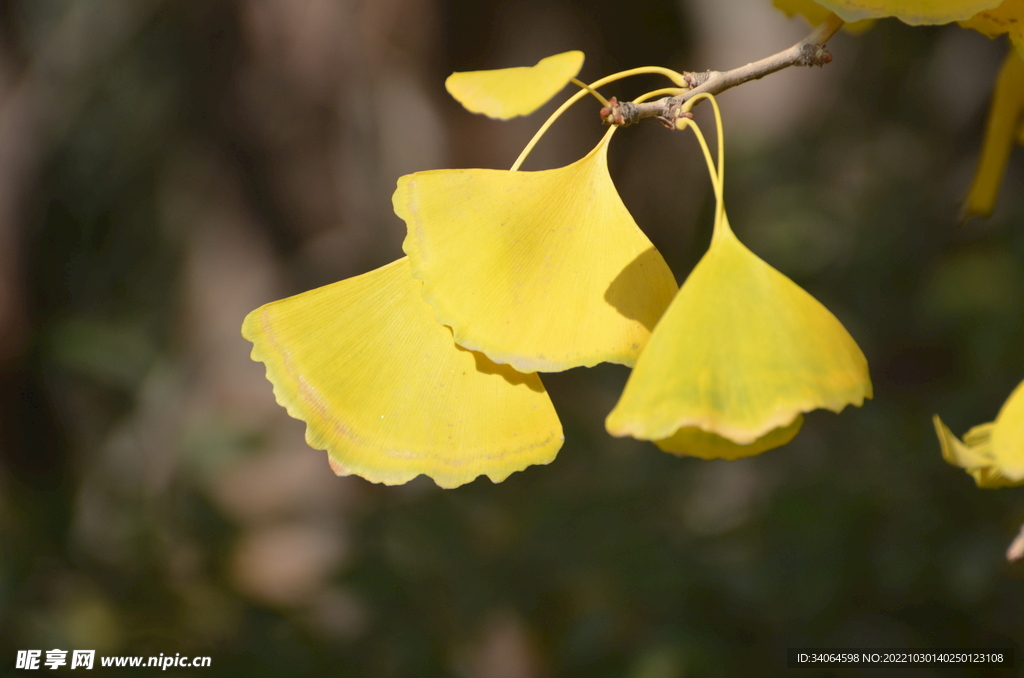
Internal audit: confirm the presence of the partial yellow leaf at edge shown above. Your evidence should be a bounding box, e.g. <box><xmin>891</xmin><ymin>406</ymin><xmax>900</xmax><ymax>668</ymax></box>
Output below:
<box><xmin>934</xmin><ymin>415</ymin><xmax>992</xmax><ymax>469</ymax></box>
<box><xmin>960</xmin><ymin>0</ymin><xmax>1024</xmax><ymax>57</ymax></box>
<box><xmin>933</xmin><ymin>415</ymin><xmax>1020</xmax><ymax>488</ymax></box>
<box><xmin>772</xmin><ymin>0</ymin><xmax>875</xmax><ymax>33</ymax></box>
<box><xmin>814</xmin><ymin>0</ymin><xmax>1001</xmax><ymax>23</ymax></box>
<box><xmin>241</xmin><ymin>258</ymin><xmax>563</xmax><ymax>489</ymax></box>
<box><xmin>992</xmin><ymin>378</ymin><xmax>1024</xmax><ymax>480</ymax></box>
<box><xmin>964</xmin><ymin>50</ymin><xmax>1024</xmax><ymax>218</ymax></box>
<box><xmin>445</xmin><ymin>51</ymin><xmax>584</xmax><ymax>120</ymax></box>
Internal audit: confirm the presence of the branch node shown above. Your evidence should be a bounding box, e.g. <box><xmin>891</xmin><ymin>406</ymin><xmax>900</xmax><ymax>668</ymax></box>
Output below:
<box><xmin>598</xmin><ymin>16</ymin><xmax>841</xmax><ymax>129</ymax></box>
<box><xmin>799</xmin><ymin>42</ymin><xmax>833</xmax><ymax>67</ymax></box>
<box><xmin>600</xmin><ymin>97</ymin><xmax>641</xmax><ymax>127</ymax></box>
<box><xmin>684</xmin><ymin>71</ymin><xmax>712</xmax><ymax>88</ymax></box>
<box><xmin>660</xmin><ymin>105</ymin><xmax>692</xmax><ymax>130</ymax></box>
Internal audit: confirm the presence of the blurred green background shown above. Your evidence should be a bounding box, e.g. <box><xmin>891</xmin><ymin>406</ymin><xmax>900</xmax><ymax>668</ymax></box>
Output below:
<box><xmin>1</xmin><ymin>0</ymin><xmax>1023</xmax><ymax>676</ymax></box>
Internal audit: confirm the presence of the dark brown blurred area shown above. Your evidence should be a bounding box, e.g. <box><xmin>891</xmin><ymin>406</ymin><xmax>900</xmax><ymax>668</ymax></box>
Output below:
<box><xmin>1</xmin><ymin>1</ymin><xmax>1022</xmax><ymax>676</ymax></box>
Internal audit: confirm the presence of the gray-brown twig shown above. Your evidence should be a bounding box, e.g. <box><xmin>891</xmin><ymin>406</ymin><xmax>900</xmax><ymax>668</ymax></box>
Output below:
<box><xmin>600</xmin><ymin>13</ymin><xmax>845</xmax><ymax>128</ymax></box>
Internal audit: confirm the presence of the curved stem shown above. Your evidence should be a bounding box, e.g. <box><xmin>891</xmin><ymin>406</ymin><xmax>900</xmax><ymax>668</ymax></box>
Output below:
<box><xmin>681</xmin><ymin>93</ymin><xmax>726</xmax><ymax>233</ymax></box>
<box><xmin>510</xmin><ymin>66</ymin><xmax>688</xmax><ymax>171</ymax></box>
<box><xmin>679</xmin><ymin>118</ymin><xmax>723</xmax><ymax>226</ymax></box>
<box><xmin>570</xmin><ymin>77</ymin><xmax>610</xmax><ymax>107</ymax></box>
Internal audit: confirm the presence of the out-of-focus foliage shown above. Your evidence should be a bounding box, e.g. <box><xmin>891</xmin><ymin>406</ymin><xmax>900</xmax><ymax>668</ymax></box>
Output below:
<box><xmin>964</xmin><ymin>51</ymin><xmax>1024</xmax><ymax>217</ymax></box>
<box><xmin>776</xmin><ymin>0</ymin><xmax>1024</xmax><ymax>219</ymax></box>
<box><xmin>935</xmin><ymin>379</ymin><xmax>1024</xmax><ymax>488</ymax></box>
<box><xmin>772</xmin><ymin>0</ymin><xmax>875</xmax><ymax>32</ymax></box>
<box><xmin>960</xmin><ymin>0</ymin><xmax>1024</xmax><ymax>56</ymax></box>
<box><xmin>1</xmin><ymin>1</ymin><xmax>1022</xmax><ymax>676</ymax></box>
<box><xmin>814</xmin><ymin>0</ymin><xmax>1001</xmax><ymax>24</ymax></box>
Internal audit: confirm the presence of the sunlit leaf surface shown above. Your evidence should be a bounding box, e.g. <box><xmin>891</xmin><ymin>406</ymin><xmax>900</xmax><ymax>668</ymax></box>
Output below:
<box><xmin>607</xmin><ymin>213</ymin><xmax>871</xmax><ymax>454</ymax></box>
<box><xmin>396</xmin><ymin>129</ymin><xmax>678</xmax><ymax>373</ymax></box>
<box><xmin>242</xmin><ymin>258</ymin><xmax>563</xmax><ymax>489</ymax></box>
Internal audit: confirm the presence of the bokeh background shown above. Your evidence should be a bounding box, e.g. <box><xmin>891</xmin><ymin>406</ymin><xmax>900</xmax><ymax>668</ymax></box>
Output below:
<box><xmin>1</xmin><ymin>0</ymin><xmax>1023</xmax><ymax>676</ymax></box>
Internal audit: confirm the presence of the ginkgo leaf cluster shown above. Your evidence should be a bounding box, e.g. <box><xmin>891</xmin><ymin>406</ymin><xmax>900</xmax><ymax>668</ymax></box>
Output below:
<box><xmin>242</xmin><ymin>50</ymin><xmax>875</xmax><ymax>488</ymax></box>
<box><xmin>244</xmin><ymin>8</ymin><xmax>1014</xmax><ymax>491</ymax></box>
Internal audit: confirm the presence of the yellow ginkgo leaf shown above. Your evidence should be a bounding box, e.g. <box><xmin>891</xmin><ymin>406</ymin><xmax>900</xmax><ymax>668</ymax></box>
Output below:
<box><xmin>814</xmin><ymin>0</ymin><xmax>1001</xmax><ymax>23</ymax></box>
<box><xmin>656</xmin><ymin>415</ymin><xmax>805</xmax><ymax>461</ymax></box>
<box><xmin>395</xmin><ymin>128</ymin><xmax>678</xmax><ymax>373</ymax></box>
<box><xmin>964</xmin><ymin>50</ymin><xmax>1024</xmax><ymax>218</ymax></box>
<box><xmin>995</xmin><ymin>379</ymin><xmax>1024</xmax><ymax>468</ymax></box>
<box><xmin>445</xmin><ymin>51</ymin><xmax>585</xmax><ymax>120</ymax></box>
<box><xmin>242</xmin><ymin>258</ymin><xmax>563</xmax><ymax>489</ymax></box>
<box><xmin>606</xmin><ymin>213</ymin><xmax>872</xmax><ymax>448</ymax></box>
<box><xmin>960</xmin><ymin>0</ymin><xmax>1024</xmax><ymax>57</ymax></box>
<box><xmin>934</xmin><ymin>379</ymin><xmax>1024</xmax><ymax>488</ymax></box>
<box><xmin>772</xmin><ymin>0</ymin><xmax>875</xmax><ymax>33</ymax></box>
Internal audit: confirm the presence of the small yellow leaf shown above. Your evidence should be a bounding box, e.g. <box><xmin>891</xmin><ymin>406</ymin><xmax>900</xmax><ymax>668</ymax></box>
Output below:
<box><xmin>395</xmin><ymin>129</ymin><xmax>678</xmax><ymax>373</ymax></box>
<box><xmin>445</xmin><ymin>51</ymin><xmax>585</xmax><ymax>120</ymax></box>
<box><xmin>964</xmin><ymin>50</ymin><xmax>1024</xmax><ymax>218</ymax></box>
<box><xmin>814</xmin><ymin>0</ymin><xmax>1001</xmax><ymax>23</ymax></box>
<box><xmin>242</xmin><ymin>258</ymin><xmax>563</xmax><ymax>489</ymax></box>
<box><xmin>606</xmin><ymin>214</ymin><xmax>871</xmax><ymax>450</ymax></box>
<box><xmin>772</xmin><ymin>0</ymin><xmax>875</xmax><ymax>33</ymax></box>
<box><xmin>960</xmin><ymin>0</ymin><xmax>1024</xmax><ymax>57</ymax></box>
<box><xmin>656</xmin><ymin>415</ymin><xmax>804</xmax><ymax>460</ymax></box>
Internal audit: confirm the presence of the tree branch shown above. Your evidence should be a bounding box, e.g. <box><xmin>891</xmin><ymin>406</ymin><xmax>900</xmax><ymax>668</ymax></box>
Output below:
<box><xmin>601</xmin><ymin>13</ymin><xmax>845</xmax><ymax>128</ymax></box>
